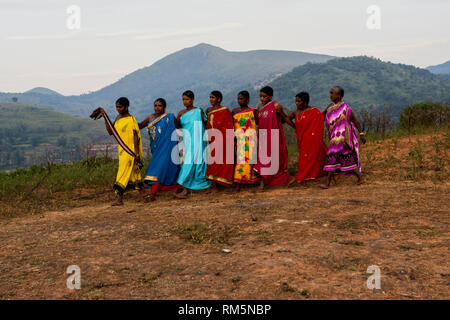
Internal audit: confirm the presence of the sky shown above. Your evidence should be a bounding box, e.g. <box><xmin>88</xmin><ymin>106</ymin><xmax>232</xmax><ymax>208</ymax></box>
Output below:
<box><xmin>1</xmin><ymin>0</ymin><xmax>449</xmax><ymax>95</ymax></box>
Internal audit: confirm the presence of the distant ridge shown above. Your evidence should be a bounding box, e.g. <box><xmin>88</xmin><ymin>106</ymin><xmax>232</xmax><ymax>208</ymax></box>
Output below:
<box><xmin>0</xmin><ymin>44</ymin><xmax>448</xmax><ymax>120</ymax></box>
<box><xmin>261</xmin><ymin>56</ymin><xmax>450</xmax><ymax>115</ymax></box>
<box><xmin>25</xmin><ymin>87</ymin><xmax>62</xmax><ymax>96</ymax></box>
<box><xmin>0</xmin><ymin>43</ymin><xmax>335</xmax><ymax>118</ymax></box>
<box><xmin>426</xmin><ymin>60</ymin><xmax>450</xmax><ymax>74</ymax></box>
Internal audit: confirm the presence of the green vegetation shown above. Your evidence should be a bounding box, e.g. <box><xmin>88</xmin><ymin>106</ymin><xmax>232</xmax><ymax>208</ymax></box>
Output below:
<box><xmin>0</xmin><ymin>102</ymin><xmax>114</xmax><ymax>170</ymax></box>
<box><xmin>0</xmin><ymin>157</ymin><xmax>118</xmax><ymax>217</ymax></box>
<box><xmin>262</xmin><ymin>56</ymin><xmax>450</xmax><ymax>116</ymax></box>
<box><xmin>0</xmin><ymin>44</ymin><xmax>334</xmax><ymax>118</ymax></box>
<box><xmin>0</xmin><ymin>101</ymin><xmax>448</xmax><ymax>217</ymax></box>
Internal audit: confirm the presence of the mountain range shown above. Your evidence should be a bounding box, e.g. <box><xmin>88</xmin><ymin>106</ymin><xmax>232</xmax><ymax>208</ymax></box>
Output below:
<box><xmin>426</xmin><ymin>60</ymin><xmax>450</xmax><ymax>75</ymax></box>
<box><xmin>0</xmin><ymin>43</ymin><xmax>334</xmax><ymax>118</ymax></box>
<box><xmin>260</xmin><ymin>56</ymin><xmax>450</xmax><ymax>115</ymax></box>
<box><xmin>0</xmin><ymin>43</ymin><xmax>448</xmax><ymax>120</ymax></box>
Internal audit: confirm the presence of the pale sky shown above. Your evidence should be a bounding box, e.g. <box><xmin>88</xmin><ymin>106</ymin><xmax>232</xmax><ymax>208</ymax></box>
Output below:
<box><xmin>1</xmin><ymin>0</ymin><xmax>449</xmax><ymax>95</ymax></box>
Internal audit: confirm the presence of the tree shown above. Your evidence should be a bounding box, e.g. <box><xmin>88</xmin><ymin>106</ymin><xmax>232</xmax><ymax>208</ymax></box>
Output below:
<box><xmin>11</xmin><ymin>97</ymin><xmax>18</xmax><ymax>103</ymax></box>
<box><xmin>57</xmin><ymin>135</ymin><xmax>67</xmax><ymax>147</ymax></box>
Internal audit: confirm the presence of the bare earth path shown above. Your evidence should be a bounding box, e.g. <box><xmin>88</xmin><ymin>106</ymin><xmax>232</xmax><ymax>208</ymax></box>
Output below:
<box><xmin>0</xmin><ymin>177</ymin><xmax>448</xmax><ymax>299</ymax></box>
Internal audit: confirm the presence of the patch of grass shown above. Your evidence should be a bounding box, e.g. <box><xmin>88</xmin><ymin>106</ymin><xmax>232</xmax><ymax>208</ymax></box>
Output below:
<box><xmin>281</xmin><ymin>282</ymin><xmax>296</xmax><ymax>293</ymax></box>
<box><xmin>0</xmin><ymin>157</ymin><xmax>118</xmax><ymax>217</ymax></box>
<box><xmin>398</xmin><ymin>244</ymin><xmax>422</xmax><ymax>251</ymax></box>
<box><xmin>86</xmin><ymin>289</ymin><xmax>104</xmax><ymax>300</ymax></box>
<box><xmin>300</xmin><ymin>289</ymin><xmax>311</xmax><ymax>298</ymax></box>
<box><xmin>339</xmin><ymin>240</ymin><xmax>364</xmax><ymax>246</ymax></box>
<box><xmin>177</xmin><ymin>223</ymin><xmax>235</xmax><ymax>245</ymax></box>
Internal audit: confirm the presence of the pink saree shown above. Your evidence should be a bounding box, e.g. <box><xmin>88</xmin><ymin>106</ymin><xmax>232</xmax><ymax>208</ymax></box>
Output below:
<box><xmin>254</xmin><ymin>101</ymin><xmax>290</xmax><ymax>186</ymax></box>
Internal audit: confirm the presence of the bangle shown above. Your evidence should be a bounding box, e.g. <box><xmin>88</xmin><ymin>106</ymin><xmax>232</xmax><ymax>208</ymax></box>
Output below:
<box><xmin>359</xmin><ymin>132</ymin><xmax>365</xmax><ymax>136</ymax></box>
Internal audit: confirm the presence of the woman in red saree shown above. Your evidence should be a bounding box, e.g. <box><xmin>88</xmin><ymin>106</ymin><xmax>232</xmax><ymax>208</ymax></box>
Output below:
<box><xmin>254</xmin><ymin>86</ymin><xmax>295</xmax><ymax>189</ymax></box>
<box><xmin>287</xmin><ymin>92</ymin><xmax>327</xmax><ymax>185</ymax></box>
<box><xmin>205</xmin><ymin>90</ymin><xmax>234</xmax><ymax>192</ymax></box>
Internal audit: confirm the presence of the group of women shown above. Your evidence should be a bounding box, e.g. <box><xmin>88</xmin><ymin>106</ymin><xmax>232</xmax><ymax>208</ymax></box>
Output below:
<box><xmin>96</xmin><ymin>85</ymin><xmax>366</xmax><ymax>206</ymax></box>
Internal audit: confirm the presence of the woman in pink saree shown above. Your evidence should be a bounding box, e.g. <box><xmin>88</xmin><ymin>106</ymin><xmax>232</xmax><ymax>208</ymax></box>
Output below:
<box><xmin>320</xmin><ymin>86</ymin><xmax>366</xmax><ymax>189</ymax></box>
<box><xmin>254</xmin><ymin>86</ymin><xmax>295</xmax><ymax>189</ymax></box>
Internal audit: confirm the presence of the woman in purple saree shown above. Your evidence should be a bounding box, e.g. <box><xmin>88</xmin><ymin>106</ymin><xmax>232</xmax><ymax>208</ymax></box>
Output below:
<box><xmin>320</xmin><ymin>86</ymin><xmax>366</xmax><ymax>189</ymax></box>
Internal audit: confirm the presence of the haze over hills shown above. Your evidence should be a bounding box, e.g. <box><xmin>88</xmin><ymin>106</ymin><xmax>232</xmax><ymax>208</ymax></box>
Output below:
<box><xmin>0</xmin><ymin>43</ymin><xmax>334</xmax><ymax>118</ymax></box>
<box><xmin>426</xmin><ymin>60</ymin><xmax>450</xmax><ymax>74</ymax></box>
<box><xmin>255</xmin><ymin>56</ymin><xmax>450</xmax><ymax>115</ymax></box>
<box><xmin>0</xmin><ymin>43</ymin><xmax>448</xmax><ymax>122</ymax></box>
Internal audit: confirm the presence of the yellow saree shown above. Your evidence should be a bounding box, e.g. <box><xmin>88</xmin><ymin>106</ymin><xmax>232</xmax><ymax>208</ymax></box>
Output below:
<box><xmin>113</xmin><ymin>116</ymin><xmax>144</xmax><ymax>195</ymax></box>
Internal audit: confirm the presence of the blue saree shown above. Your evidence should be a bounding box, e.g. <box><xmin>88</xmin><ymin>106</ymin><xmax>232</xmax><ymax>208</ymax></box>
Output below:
<box><xmin>176</xmin><ymin>108</ymin><xmax>211</xmax><ymax>190</ymax></box>
<box><xmin>144</xmin><ymin>113</ymin><xmax>180</xmax><ymax>186</ymax></box>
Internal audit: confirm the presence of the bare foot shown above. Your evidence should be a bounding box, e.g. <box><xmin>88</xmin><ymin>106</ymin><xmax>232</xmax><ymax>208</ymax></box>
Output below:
<box><xmin>332</xmin><ymin>174</ymin><xmax>338</xmax><ymax>185</ymax></box>
<box><xmin>142</xmin><ymin>194</ymin><xmax>155</xmax><ymax>202</ymax></box>
<box><xmin>356</xmin><ymin>177</ymin><xmax>365</xmax><ymax>185</ymax></box>
<box><xmin>205</xmin><ymin>187</ymin><xmax>218</xmax><ymax>194</ymax></box>
<box><xmin>319</xmin><ymin>183</ymin><xmax>330</xmax><ymax>189</ymax></box>
<box><xmin>174</xmin><ymin>189</ymin><xmax>188</xmax><ymax>199</ymax></box>
<box><xmin>258</xmin><ymin>180</ymin><xmax>265</xmax><ymax>191</ymax></box>
<box><xmin>235</xmin><ymin>184</ymin><xmax>241</xmax><ymax>193</ymax></box>
<box><xmin>111</xmin><ymin>199</ymin><xmax>124</xmax><ymax>206</ymax></box>
<box><xmin>286</xmin><ymin>176</ymin><xmax>296</xmax><ymax>188</ymax></box>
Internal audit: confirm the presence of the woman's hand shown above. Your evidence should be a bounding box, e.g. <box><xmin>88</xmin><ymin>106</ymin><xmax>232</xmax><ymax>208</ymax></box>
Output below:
<box><xmin>360</xmin><ymin>134</ymin><xmax>367</xmax><ymax>144</ymax></box>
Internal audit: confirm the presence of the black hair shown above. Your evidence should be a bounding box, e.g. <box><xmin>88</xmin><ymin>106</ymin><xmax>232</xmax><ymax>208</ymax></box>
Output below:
<box><xmin>333</xmin><ymin>86</ymin><xmax>344</xmax><ymax>98</ymax></box>
<box><xmin>238</xmin><ymin>90</ymin><xmax>250</xmax><ymax>100</ymax></box>
<box><xmin>154</xmin><ymin>98</ymin><xmax>167</xmax><ymax>108</ymax></box>
<box><xmin>116</xmin><ymin>97</ymin><xmax>130</xmax><ymax>108</ymax></box>
<box><xmin>295</xmin><ymin>92</ymin><xmax>310</xmax><ymax>105</ymax></box>
<box><xmin>210</xmin><ymin>90</ymin><xmax>223</xmax><ymax>102</ymax></box>
<box><xmin>260</xmin><ymin>86</ymin><xmax>273</xmax><ymax>96</ymax></box>
<box><xmin>182</xmin><ymin>90</ymin><xmax>195</xmax><ymax>100</ymax></box>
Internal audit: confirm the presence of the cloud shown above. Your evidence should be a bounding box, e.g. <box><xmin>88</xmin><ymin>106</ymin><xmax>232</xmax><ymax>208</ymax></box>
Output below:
<box><xmin>16</xmin><ymin>70</ymin><xmax>128</xmax><ymax>79</ymax></box>
<box><xmin>304</xmin><ymin>38</ymin><xmax>450</xmax><ymax>54</ymax></box>
<box><xmin>95</xmin><ymin>22</ymin><xmax>244</xmax><ymax>40</ymax></box>
<box><xmin>6</xmin><ymin>29</ymin><xmax>87</xmax><ymax>41</ymax></box>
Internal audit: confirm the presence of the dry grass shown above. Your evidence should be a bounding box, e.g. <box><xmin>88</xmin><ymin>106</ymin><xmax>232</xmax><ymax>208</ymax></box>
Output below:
<box><xmin>0</xmin><ymin>131</ymin><xmax>448</xmax><ymax>299</ymax></box>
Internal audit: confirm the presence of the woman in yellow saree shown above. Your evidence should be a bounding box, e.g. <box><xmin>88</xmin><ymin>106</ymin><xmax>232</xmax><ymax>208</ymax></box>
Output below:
<box><xmin>97</xmin><ymin>97</ymin><xmax>150</xmax><ymax>206</ymax></box>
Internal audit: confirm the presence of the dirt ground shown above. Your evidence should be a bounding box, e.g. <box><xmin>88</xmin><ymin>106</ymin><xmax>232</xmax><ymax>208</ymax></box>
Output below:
<box><xmin>0</xmin><ymin>133</ymin><xmax>449</xmax><ymax>299</ymax></box>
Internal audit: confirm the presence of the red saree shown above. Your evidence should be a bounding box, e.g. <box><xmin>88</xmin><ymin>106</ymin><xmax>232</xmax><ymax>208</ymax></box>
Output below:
<box><xmin>254</xmin><ymin>101</ymin><xmax>290</xmax><ymax>186</ymax></box>
<box><xmin>205</xmin><ymin>106</ymin><xmax>234</xmax><ymax>185</ymax></box>
<box><xmin>295</xmin><ymin>107</ymin><xmax>327</xmax><ymax>182</ymax></box>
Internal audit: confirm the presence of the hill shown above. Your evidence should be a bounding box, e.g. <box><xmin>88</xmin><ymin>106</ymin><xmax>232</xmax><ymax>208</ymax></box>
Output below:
<box><xmin>0</xmin><ymin>44</ymin><xmax>334</xmax><ymax>118</ymax></box>
<box><xmin>0</xmin><ymin>129</ymin><xmax>448</xmax><ymax>299</ymax></box>
<box><xmin>0</xmin><ymin>102</ymin><xmax>114</xmax><ymax>170</ymax></box>
<box><xmin>427</xmin><ymin>60</ymin><xmax>450</xmax><ymax>74</ymax></box>
<box><xmin>25</xmin><ymin>87</ymin><xmax>62</xmax><ymax>96</ymax></box>
<box><xmin>260</xmin><ymin>56</ymin><xmax>450</xmax><ymax>115</ymax></box>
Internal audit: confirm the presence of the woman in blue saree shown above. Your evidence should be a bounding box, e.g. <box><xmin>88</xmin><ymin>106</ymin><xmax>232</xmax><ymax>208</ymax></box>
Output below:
<box><xmin>139</xmin><ymin>98</ymin><xmax>181</xmax><ymax>200</ymax></box>
<box><xmin>174</xmin><ymin>90</ymin><xmax>211</xmax><ymax>198</ymax></box>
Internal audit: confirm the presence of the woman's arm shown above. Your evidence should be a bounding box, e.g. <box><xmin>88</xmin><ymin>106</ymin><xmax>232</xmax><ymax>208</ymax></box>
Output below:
<box><xmin>133</xmin><ymin>130</ymin><xmax>141</xmax><ymax>162</ymax></box>
<box><xmin>98</xmin><ymin>108</ymin><xmax>114</xmax><ymax>136</ymax></box>
<box><xmin>349</xmin><ymin>111</ymin><xmax>366</xmax><ymax>144</ymax></box>
<box><xmin>275</xmin><ymin>103</ymin><xmax>295</xmax><ymax>128</ymax></box>
<box><xmin>200</xmin><ymin>108</ymin><xmax>207</xmax><ymax>126</ymax></box>
<box><xmin>138</xmin><ymin>115</ymin><xmax>152</xmax><ymax>129</ymax></box>
<box><xmin>175</xmin><ymin>111</ymin><xmax>182</xmax><ymax>129</ymax></box>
